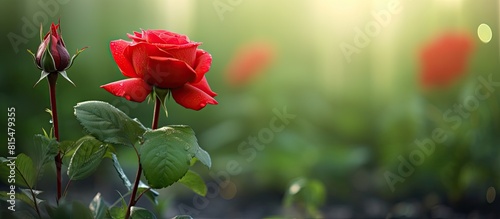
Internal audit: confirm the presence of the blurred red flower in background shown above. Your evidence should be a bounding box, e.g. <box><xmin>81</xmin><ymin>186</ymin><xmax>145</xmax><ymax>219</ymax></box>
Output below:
<box><xmin>419</xmin><ymin>32</ymin><xmax>474</xmax><ymax>89</ymax></box>
<box><xmin>225</xmin><ymin>41</ymin><xmax>276</xmax><ymax>87</ymax></box>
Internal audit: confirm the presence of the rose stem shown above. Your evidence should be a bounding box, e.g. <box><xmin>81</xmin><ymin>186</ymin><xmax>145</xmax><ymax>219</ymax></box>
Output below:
<box><xmin>126</xmin><ymin>95</ymin><xmax>161</xmax><ymax>219</ymax></box>
<box><xmin>48</xmin><ymin>73</ymin><xmax>62</xmax><ymax>204</ymax></box>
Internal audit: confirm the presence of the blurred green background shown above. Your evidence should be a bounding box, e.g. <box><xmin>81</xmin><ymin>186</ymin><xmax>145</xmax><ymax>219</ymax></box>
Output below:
<box><xmin>1</xmin><ymin>0</ymin><xmax>500</xmax><ymax>218</ymax></box>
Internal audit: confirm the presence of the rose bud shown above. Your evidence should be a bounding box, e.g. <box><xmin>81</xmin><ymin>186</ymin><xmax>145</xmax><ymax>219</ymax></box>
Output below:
<box><xmin>29</xmin><ymin>21</ymin><xmax>86</xmax><ymax>86</ymax></box>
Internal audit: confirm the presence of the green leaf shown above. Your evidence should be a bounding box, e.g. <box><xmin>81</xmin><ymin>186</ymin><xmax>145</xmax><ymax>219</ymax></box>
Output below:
<box><xmin>138</xmin><ymin>181</ymin><xmax>159</xmax><ymax>205</ymax></box>
<box><xmin>111</xmin><ymin>154</ymin><xmax>159</xmax><ymax>205</ymax></box>
<box><xmin>130</xmin><ymin>207</ymin><xmax>157</xmax><ymax>219</ymax></box>
<box><xmin>67</xmin><ymin>136</ymin><xmax>107</xmax><ymax>180</ymax></box>
<box><xmin>111</xmin><ymin>153</ymin><xmax>133</xmax><ymax>190</ymax></box>
<box><xmin>46</xmin><ymin>200</ymin><xmax>93</xmax><ymax>219</ymax></box>
<box><xmin>41</xmin><ymin>40</ymin><xmax>56</xmax><ymax>72</ymax></box>
<box><xmin>32</xmin><ymin>134</ymin><xmax>58</xmax><ymax>179</ymax></box>
<box><xmin>105</xmin><ymin>191</ymin><xmax>128</xmax><ymax>219</ymax></box>
<box><xmin>61</xmin><ymin>141</ymin><xmax>79</xmax><ymax>166</ymax></box>
<box><xmin>171</xmin><ymin>125</ymin><xmax>211</xmax><ymax>168</ymax></box>
<box><xmin>59</xmin><ymin>71</ymin><xmax>75</xmax><ymax>86</ymax></box>
<box><xmin>74</xmin><ymin>101</ymin><xmax>147</xmax><ymax>147</ymax></box>
<box><xmin>89</xmin><ymin>193</ymin><xmax>108</xmax><ymax>219</ymax></box>
<box><xmin>71</xmin><ymin>201</ymin><xmax>94</xmax><ymax>219</ymax></box>
<box><xmin>9</xmin><ymin>210</ymin><xmax>38</xmax><ymax>219</ymax></box>
<box><xmin>68</xmin><ymin>46</ymin><xmax>88</xmax><ymax>70</ymax></box>
<box><xmin>45</xmin><ymin>201</ymin><xmax>70</xmax><ymax>219</ymax></box>
<box><xmin>104</xmin><ymin>145</ymin><xmax>116</xmax><ymax>159</ymax></box>
<box><xmin>140</xmin><ymin>126</ymin><xmax>203</xmax><ymax>188</ymax></box>
<box><xmin>19</xmin><ymin>188</ymin><xmax>44</xmax><ymax>208</ymax></box>
<box><xmin>153</xmin><ymin>87</ymin><xmax>170</xmax><ymax>118</ymax></box>
<box><xmin>178</xmin><ymin>170</ymin><xmax>207</xmax><ymax>196</ymax></box>
<box><xmin>0</xmin><ymin>158</ymin><xmax>13</xmax><ymax>185</ymax></box>
<box><xmin>0</xmin><ymin>191</ymin><xmax>13</xmax><ymax>201</ymax></box>
<box><xmin>193</xmin><ymin>147</ymin><xmax>211</xmax><ymax>169</ymax></box>
<box><xmin>34</xmin><ymin>71</ymin><xmax>50</xmax><ymax>87</ymax></box>
<box><xmin>60</xmin><ymin>140</ymin><xmax>76</xmax><ymax>159</ymax></box>
<box><xmin>0</xmin><ymin>154</ymin><xmax>37</xmax><ymax>188</ymax></box>
<box><xmin>189</xmin><ymin>158</ymin><xmax>198</xmax><ymax>166</ymax></box>
<box><xmin>107</xmin><ymin>206</ymin><xmax>127</xmax><ymax>219</ymax></box>
<box><xmin>32</xmin><ymin>134</ymin><xmax>58</xmax><ymax>166</ymax></box>
<box><xmin>0</xmin><ymin>189</ymin><xmax>43</xmax><ymax>209</ymax></box>
<box><xmin>172</xmin><ymin>215</ymin><xmax>194</xmax><ymax>219</ymax></box>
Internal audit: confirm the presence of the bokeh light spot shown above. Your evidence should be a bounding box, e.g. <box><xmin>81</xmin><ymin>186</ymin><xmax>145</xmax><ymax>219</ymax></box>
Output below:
<box><xmin>477</xmin><ymin>23</ymin><xmax>492</xmax><ymax>43</ymax></box>
<box><xmin>289</xmin><ymin>183</ymin><xmax>301</xmax><ymax>195</ymax></box>
<box><xmin>220</xmin><ymin>181</ymin><xmax>238</xmax><ymax>200</ymax></box>
<box><xmin>486</xmin><ymin>186</ymin><xmax>496</xmax><ymax>203</ymax></box>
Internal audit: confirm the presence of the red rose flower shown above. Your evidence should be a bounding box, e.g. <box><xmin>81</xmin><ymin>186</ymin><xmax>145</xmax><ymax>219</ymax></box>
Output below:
<box><xmin>420</xmin><ymin>32</ymin><xmax>474</xmax><ymax>88</ymax></box>
<box><xmin>101</xmin><ymin>29</ymin><xmax>217</xmax><ymax>110</ymax></box>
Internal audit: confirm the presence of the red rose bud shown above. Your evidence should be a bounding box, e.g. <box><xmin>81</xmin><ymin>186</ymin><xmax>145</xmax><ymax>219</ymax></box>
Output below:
<box><xmin>101</xmin><ymin>29</ymin><xmax>217</xmax><ymax>111</ymax></box>
<box><xmin>29</xmin><ymin>21</ymin><xmax>87</xmax><ymax>86</ymax></box>
<box><xmin>36</xmin><ymin>23</ymin><xmax>71</xmax><ymax>72</ymax></box>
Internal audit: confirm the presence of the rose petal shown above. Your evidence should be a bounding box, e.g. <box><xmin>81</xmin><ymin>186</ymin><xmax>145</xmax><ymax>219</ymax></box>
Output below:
<box><xmin>127</xmin><ymin>34</ymin><xmax>143</xmax><ymax>42</ymax></box>
<box><xmin>55</xmin><ymin>38</ymin><xmax>70</xmax><ymax>71</ymax></box>
<box><xmin>50</xmin><ymin>23</ymin><xmax>59</xmax><ymax>38</ymax></box>
<box><xmin>100</xmin><ymin>78</ymin><xmax>152</xmax><ymax>102</ymax></box>
<box><xmin>145</xmin><ymin>44</ymin><xmax>174</xmax><ymax>57</ymax></box>
<box><xmin>171</xmin><ymin>83</ymin><xmax>218</xmax><ymax>110</ymax></box>
<box><xmin>190</xmin><ymin>76</ymin><xmax>217</xmax><ymax>97</ymax></box>
<box><xmin>128</xmin><ymin>43</ymin><xmax>174</xmax><ymax>78</ymax></box>
<box><xmin>150</xmin><ymin>30</ymin><xmax>190</xmax><ymax>44</ymax></box>
<box><xmin>127</xmin><ymin>31</ymin><xmax>144</xmax><ymax>42</ymax></box>
<box><xmin>144</xmin><ymin>30</ymin><xmax>166</xmax><ymax>44</ymax></box>
<box><xmin>49</xmin><ymin>35</ymin><xmax>61</xmax><ymax>68</ymax></box>
<box><xmin>130</xmin><ymin>42</ymin><xmax>173</xmax><ymax>58</ymax></box>
<box><xmin>129</xmin><ymin>43</ymin><xmax>150</xmax><ymax>78</ymax></box>
<box><xmin>36</xmin><ymin>36</ymin><xmax>50</xmax><ymax>67</ymax></box>
<box><xmin>193</xmin><ymin>49</ymin><xmax>212</xmax><ymax>82</ymax></box>
<box><xmin>144</xmin><ymin>56</ymin><xmax>196</xmax><ymax>88</ymax></box>
<box><xmin>154</xmin><ymin>43</ymin><xmax>200</xmax><ymax>66</ymax></box>
<box><xmin>110</xmin><ymin>40</ymin><xmax>138</xmax><ymax>78</ymax></box>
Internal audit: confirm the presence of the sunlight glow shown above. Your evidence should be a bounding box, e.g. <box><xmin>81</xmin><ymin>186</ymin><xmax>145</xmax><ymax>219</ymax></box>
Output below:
<box><xmin>159</xmin><ymin>0</ymin><xmax>194</xmax><ymax>34</ymax></box>
<box><xmin>438</xmin><ymin>0</ymin><xmax>463</xmax><ymax>9</ymax></box>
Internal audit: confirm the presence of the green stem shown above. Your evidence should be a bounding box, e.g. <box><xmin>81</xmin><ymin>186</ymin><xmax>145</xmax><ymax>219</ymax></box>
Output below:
<box><xmin>30</xmin><ymin>187</ymin><xmax>42</xmax><ymax>219</ymax></box>
<box><xmin>151</xmin><ymin>95</ymin><xmax>161</xmax><ymax>130</ymax></box>
<box><xmin>62</xmin><ymin>179</ymin><xmax>72</xmax><ymax>198</ymax></box>
<box><xmin>135</xmin><ymin>187</ymin><xmax>151</xmax><ymax>203</ymax></box>
<box><xmin>125</xmin><ymin>95</ymin><xmax>161</xmax><ymax>219</ymax></box>
<box><xmin>48</xmin><ymin>73</ymin><xmax>62</xmax><ymax>204</ymax></box>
